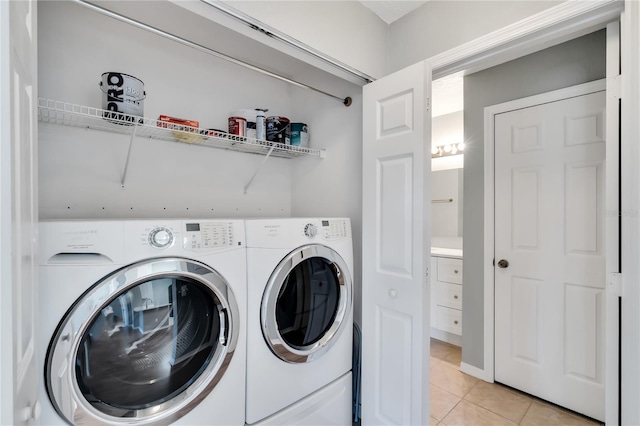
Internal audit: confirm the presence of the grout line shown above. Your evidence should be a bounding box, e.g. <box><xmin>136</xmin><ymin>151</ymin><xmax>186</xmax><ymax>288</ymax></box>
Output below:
<box><xmin>464</xmin><ymin>399</ymin><xmax>519</xmax><ymax>426</ymax></box>
<box><xmin>463</xmin><ymin>390</ymin><xmax>532</xmax><ymax>425</ymax></box>
<box><xmin>518</xmin><ymin>401</ymin><xmax>535</xmax><ymax>425</ymax></box>
<box><xmin>439</xmin><ymin>396</ymin><xmax>463</xmax><ymax>425</ymax></box>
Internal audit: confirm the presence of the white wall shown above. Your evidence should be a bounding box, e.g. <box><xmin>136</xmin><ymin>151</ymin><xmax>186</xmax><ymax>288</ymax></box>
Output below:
<box><xmin>38</xmin><ymin>1</ymin><xmax>361</xmax><ymax>224</ymax></box>
<box><xmin>39</xmin><ymin>0</ymin><xmax>365</xmax><ymax>326</ymax></box>
<box><xmin>222</xmin><ymin>0</ymin><xmax>389</xmax><ymax>80</ymax></box>
<box><xmin>388</xmin><ymin>0</ymin><xmax>563</xmax><ymax>73</ymax></box>
<box><xmin>432</xmin><ymin>111</ymin><xmax>463</xmax><ymax>148</ymax></box>
<box><xmin>288</xmin><ymin>89</ymin><xmax>363</xmax><ymax>324</ymax></box>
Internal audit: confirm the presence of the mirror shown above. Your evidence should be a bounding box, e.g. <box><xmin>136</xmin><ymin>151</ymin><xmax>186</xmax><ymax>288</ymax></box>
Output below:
<box><xmin>431</xmin><ymin>168</ymin><xmax>463</xmax><ymax>241</ymax></box>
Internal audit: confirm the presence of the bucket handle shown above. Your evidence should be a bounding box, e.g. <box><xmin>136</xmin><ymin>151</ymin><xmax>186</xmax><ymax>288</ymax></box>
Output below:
<box><xmin>267</xmin><ymin>122</ymin><xmax>290</xmax><ymax>135</ymax></box>
<box><xmin>99</xmin><ymin>81</ymin><xmax>147</xmax><ymax>102</ymax></box>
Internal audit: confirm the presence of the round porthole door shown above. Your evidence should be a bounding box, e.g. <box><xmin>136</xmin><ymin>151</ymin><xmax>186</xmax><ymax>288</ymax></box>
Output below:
<box><xmin>261</xmin><ymin>245</ymin><xmax>352</xmax><ymax>363</ymax></box>
<box><xmin>46</xmin><ymin>257</ymin><xmax>239</xmax><ymax>425</ymax></box>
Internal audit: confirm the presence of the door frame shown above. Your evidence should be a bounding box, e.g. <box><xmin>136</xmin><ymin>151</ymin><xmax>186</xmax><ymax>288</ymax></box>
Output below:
<box><xmin>420</xmin><ymin>0</ymin><xmax>634</xmax><ymax>424</ymax></box>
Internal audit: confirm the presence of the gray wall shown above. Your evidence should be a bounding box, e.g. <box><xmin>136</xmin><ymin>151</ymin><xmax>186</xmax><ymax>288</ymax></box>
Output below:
<box><xmin>388</xmin><ymin>1</ymin><xmax>561</xmax><ymax>73</ymax></box>
<box><xmin>462</xmin><ymin>29</ymin><xmax>606</xmax><ymax>369</ymax></box>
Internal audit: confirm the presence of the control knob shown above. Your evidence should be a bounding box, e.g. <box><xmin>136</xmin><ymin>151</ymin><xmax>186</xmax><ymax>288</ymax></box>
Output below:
<box><xmin>149</xmin><ymin>227</ymin><xmax>174</xmax><ymax>249</ymax></box>
<box><xmin>304</xmin><ymin>223</ymin><xmax>317</xmax><ymax>238</ymax></box>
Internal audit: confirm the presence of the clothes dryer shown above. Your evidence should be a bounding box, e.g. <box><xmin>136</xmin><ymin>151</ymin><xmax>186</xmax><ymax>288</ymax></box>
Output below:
<box><xmin>244</xmin><ymin>218</ymin><xmax>353</xmax><ymax>425</ymax></box>
<box><xmin>38</xmin><ymin>219</ymin><xmax>246</xmax><ymax>426</ymax></box>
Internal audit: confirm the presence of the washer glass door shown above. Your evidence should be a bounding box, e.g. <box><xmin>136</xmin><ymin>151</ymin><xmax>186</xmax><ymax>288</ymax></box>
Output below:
<box><xmin>262</xmin><ymin>245</ymin><xmax>352</xmax><ymax>363</ymax></box>
<box><xmin>46</xmin><ymin>258</ymin><xmax>239</xmax><ymax>425</ymax></box>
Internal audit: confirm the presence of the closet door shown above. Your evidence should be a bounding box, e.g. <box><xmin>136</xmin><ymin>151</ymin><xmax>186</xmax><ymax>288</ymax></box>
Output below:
<box><xmin>0</xmin><ymin>0</ymin><xmax>39</xmax><ymax>424</ymax></box>
<box><xmin>362</xmin><ymin>60</ymin><xmax>432</xmax><ymax>425</ymax></box>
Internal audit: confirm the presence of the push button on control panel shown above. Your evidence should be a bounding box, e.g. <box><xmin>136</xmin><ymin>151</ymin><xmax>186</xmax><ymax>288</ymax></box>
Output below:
<box><xmin>322</xmin><ymin>219</ymin><xmax>347</xmax><ymax>239</ymax></box>
<box><xmin>185</xmin><ymin>222</ymin><xmax>233</xmax><ymax>250</ymax></box>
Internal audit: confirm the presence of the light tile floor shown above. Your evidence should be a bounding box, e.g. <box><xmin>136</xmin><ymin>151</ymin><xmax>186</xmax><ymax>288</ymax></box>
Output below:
<box><xmin>430</xmin><ymin>339</ymin><xmax>603</xmax><ymax>426</ymax></box>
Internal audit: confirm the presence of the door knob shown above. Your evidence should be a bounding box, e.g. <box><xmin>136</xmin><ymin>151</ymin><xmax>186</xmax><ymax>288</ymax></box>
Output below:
<box><xmin>497</xmin><ymin>259</ymin><xmax>509</xmax><ymax>268</ymax></box>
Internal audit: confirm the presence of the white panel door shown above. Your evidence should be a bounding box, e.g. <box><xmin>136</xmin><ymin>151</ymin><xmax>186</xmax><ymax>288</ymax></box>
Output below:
<box><xmin>0</xmin><ymin>0</ymin><xmax>39</xmax><ymax>424</ymax></box>
<box><xmin>362</xmin><ymin>61</ymin><xmax>431</xmax><ymax>425</ymax></box>
<box><xmin>494</xmin><ymin>91</ymin><xmax>606</xmax><ymax>421</ymax></box>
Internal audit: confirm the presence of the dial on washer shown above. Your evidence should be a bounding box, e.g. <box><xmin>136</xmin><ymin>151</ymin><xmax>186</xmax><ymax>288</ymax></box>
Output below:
<box><xmin>304</xmin><ymin>223</ymin><xmax>317</xmax><ymax>238</ymax></box>
<box><xmin>149</xmin><ymin>227</ymin><xmax>174</xmax><ymax>248</ymax></box>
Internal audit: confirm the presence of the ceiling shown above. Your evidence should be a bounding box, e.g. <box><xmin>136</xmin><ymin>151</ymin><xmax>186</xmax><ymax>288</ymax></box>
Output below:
<box><xmin>359</xmin><ymin>1</ymin><xmax>428</xmax><ymax>25</ymax></box>
<box><xmin>358</xmin><ymin>0</ymin><xmax>463</xmax><ymax>117</ymax></box>
<box><xmin>432</xmin><ymin>72</ymin><xmax>464</xmax><ymax>117</ymax></box>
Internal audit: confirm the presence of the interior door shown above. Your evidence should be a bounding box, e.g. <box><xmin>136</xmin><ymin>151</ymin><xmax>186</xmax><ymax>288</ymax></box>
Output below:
<box><xmin>0</xmin><ymin>0</ymin><xmax>39</xmax><ymax>424</ymax></box>
<box><xmin>361</xmin><ymin>60</ymin><xmax>431</xmax><ymax>425</ymax></box>
<box><xmin>494</xmin><ymin>89</ymin><xmax>606</xmax><ymax>421</ymax></box>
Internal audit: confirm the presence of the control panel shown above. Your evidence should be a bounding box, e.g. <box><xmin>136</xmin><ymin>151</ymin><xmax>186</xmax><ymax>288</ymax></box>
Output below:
<box><xmin>320</xmin><ymin>219</ymin><xmax>348</xmax><ymax>240</ymax></box>
<box><xmin>183</xmin><ymin>221</ymin><xmax>235</xmax><ymax>250</ymax></box>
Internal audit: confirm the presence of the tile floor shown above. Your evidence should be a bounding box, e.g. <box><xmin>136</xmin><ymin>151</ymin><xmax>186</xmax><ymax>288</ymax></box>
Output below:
<box><xmin>429</xmin><ymin>339</ymin><xmax>603</xmax><ymax>426</ymax></box>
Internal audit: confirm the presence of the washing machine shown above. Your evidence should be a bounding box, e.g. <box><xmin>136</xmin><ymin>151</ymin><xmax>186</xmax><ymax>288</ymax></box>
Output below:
<box><xmin>38</xmin><ymin>219</ymin><xmax>246</xmax><ymax>426</ymax></box>
<box><xmin>244</xmin><ymin>218</ymin><xmax>353</xmax><ymax>425</ymax></box>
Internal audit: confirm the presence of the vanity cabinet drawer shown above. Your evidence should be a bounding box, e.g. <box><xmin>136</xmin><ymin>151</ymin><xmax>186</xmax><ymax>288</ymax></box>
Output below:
<box><xmin>435</xmin><ymin>306</ymin><xmax>462</xmax><ymax>335</ymax></box>
<box><xmin>437</xmin><ymin>257</ymin><xmax>462</xmax><ymax>284</ymax></box>
<box><xmin>436</xmin><ymin>282</ymin><xmax>462</xmax><ymax>310</ymax></box>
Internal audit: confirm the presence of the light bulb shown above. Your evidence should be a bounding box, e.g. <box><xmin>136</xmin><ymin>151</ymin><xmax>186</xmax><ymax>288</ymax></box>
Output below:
<box><xmin>443</xmin><ymin>144</ymin><xmax>452</xmax><ymax>153</ymax></box>
<box><xmin>451</xmin><ymin>145</ymin><xmax>458</xmax><ymax>155</ymax></box>
<box><xmin>431</xmin><ymin>146</ymin><xmax>439</xmax><ymax>155</ymax></box>
<box><xmin>457</xmin><ymin>142</ymin><xmax>465</xmax><ymax>152</ymax></box>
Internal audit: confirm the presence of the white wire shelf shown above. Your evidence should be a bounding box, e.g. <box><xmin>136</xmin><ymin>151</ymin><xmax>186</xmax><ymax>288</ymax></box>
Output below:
<box><xmin>37</xmin><ymin>98</ymin><xmax>326</xmax><ymax>159</ymax></box>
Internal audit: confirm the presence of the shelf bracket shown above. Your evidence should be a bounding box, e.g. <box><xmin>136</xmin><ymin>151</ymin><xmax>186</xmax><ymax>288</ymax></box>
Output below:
<box><xmin>244</xmin><ymin>144</ymin><xmax>276</xmax><ymax>195</ymax></box>
<box><xmin>121</xmin><ymin>123</ymin><xmax>139</xmax><ymax>187</ymax></box>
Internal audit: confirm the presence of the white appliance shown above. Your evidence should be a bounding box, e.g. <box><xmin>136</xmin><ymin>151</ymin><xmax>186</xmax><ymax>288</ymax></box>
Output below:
<box><xmin>244</xmin><ymin>218</ymin><xmax>353</xmax><ymax>425</ymax></box>
<box><xmin>38</xmin><ymin>219</ymin><xmax>246</xmax><ymax>426</ymax></box>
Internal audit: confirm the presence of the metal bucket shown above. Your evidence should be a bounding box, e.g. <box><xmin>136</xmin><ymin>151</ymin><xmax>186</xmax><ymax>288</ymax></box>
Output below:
<box><xmin>99</xmin><ymin>72</ymin><xmax>145</xmax><ymax>124</ymax></box>
<box><xmin>228</xmin><ymin>116</ymin><xmax>247</xmax><ymax>137</ymax></box>
<box><xmin>290</xmin><ymin>123</ymin><xmax>309</xmax><ymax>147</ymax></box>
<box><xmin>266</xmin><ymin>116</ymin><xmax>290</xmax><ymax>144</ymax></box>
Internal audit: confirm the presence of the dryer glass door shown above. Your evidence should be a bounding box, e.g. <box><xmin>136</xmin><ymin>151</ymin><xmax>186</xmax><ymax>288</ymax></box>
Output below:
<box><xmin>262</xmin><ymin>245</ymin><xmax>352</xmax><ymax>363</ymax></box>
<box><xmin>46</xmin><ymin>258</ymin><xmax>239</xmax><ymax>425</ymax></box>
<box><xmin>76</xmin><ymin>277</ymin><xmax>216</xmax><ymax>410</ymax></box>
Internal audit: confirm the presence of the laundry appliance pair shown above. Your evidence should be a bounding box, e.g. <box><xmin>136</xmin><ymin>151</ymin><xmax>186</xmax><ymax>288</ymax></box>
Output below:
<box><xmin>38</xmin><ymin>217</ymin><xmax>353</xmax><ymax>426</ymax></box>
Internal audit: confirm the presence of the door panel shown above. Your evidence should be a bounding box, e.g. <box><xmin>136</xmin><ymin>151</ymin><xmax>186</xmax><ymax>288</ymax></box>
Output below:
<box><xmin>510</xmin><ymin>277</ymin><xmax>541</xmax><ymax>363</ymax></box>
<box><xmin>376</xmin><ymin>307</ymin><xmax>412</xmax><ymax>424</ymax></box>
<box><xmin>378</xmin><ymin>156</ymin><xmax>413</xmax><ymax>276</ymax></box>
<box><xmin>362</xmin><ymin>61</ymin><xmax>431</xmax><ymax>425</ymax></box>
<box><xmin>494</xmin><ymin>90</ymin><xmax>606</xmax><ymax>421</ymax></box>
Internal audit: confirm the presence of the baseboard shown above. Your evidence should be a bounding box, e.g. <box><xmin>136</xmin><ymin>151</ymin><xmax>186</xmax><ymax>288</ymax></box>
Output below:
<box><xmin>460</xmin><ymin>362</ymin><xmax>491</xmax><ymax>382</ymax></box>
<box><xmin>430</xmin><ymin>328</ymin><xmax>462</xmax><ymax>347</ymax></box>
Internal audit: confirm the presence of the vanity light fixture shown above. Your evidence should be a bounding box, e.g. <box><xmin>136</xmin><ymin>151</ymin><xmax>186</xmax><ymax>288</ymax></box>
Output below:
<box><xmin>431</xmin><ymin>142</ymin><xmax>465</xmax><ymax>158</ymax></box>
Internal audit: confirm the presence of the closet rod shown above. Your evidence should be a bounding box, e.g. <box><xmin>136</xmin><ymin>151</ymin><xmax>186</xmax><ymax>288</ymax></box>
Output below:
<box><xmin>75</xmin><ymin>0</ymin><xmax>354</xmax><ymax>107</ymax></box>
<box><xmin>432</xmin><ymin>198</ymin><xmax>453</xmax><ymax>203</ymax></box>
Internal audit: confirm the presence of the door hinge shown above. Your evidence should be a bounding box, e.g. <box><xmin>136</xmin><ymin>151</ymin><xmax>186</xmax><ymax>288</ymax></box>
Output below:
<box><xmin>426</xmin><ymin>97</ymin><xmax>430</xmax><ymax>112</ymax></box>
<box><xmin>607</xmin><ymin>272</ymin><xmax>623</xmax><ymax>297</ymax></box>
<box><xmin>608</xmin><ymin>74</ymin><xmax>622</xmax><ymax>100</ymax></box>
